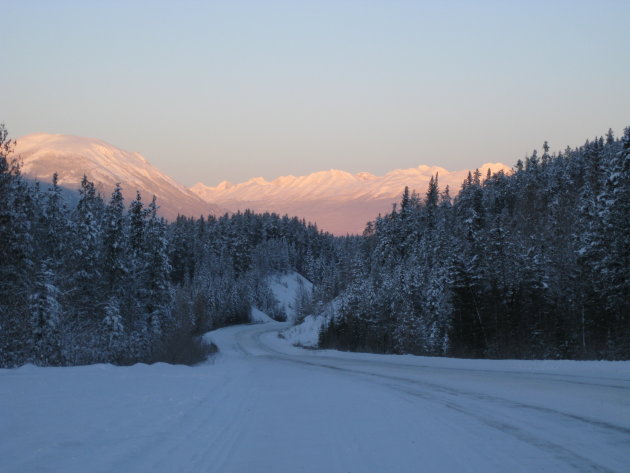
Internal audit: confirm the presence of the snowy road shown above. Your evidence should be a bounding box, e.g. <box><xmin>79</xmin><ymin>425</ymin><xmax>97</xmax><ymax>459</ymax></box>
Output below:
<box><xmin>2</xmin><ymin>322</ymin><xmax>629</xmax><ymax>473</ymax></box>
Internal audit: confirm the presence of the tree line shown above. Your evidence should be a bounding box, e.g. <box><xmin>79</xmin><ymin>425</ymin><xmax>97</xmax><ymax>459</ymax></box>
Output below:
<box><xmin>0</xmin><ymin>124</ymin><xmax>342</xmax><ymax>367</ymax></box>
<box><xmin>2</xmin><ymin>123</ymin><xmax>628</xmax><ymax>366</ymax></box>
<box><xmin>320</xmin><ymin>128</ymin><xmax>629</xmax><ymax>360</ymax></box>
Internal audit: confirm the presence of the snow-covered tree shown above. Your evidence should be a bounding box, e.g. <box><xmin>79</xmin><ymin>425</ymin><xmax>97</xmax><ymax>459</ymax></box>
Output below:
<box><xmin>29</xmin><ymin>260</ymin><xmax>62</xmax><ymax>365</ymax></box>
<box><xmin>102</xmin><ymin>183</ymin><xmax>127</xmax><ymax>295</ymax></box>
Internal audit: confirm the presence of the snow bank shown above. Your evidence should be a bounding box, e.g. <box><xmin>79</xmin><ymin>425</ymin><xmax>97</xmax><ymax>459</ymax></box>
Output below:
<box><xmin>247</xmin><ymin>271</ymin><xmax>313</xmax><ymax>324</ymax></box>
<box><xmin>281</xmin><ymin>299</ymin><xmax>340</xmax><ymax>347</ymax></box>
<box><xmin>280</xmin><ymin>314</ymin><xmax>325</xmax><ymax>346</ymax></box>
<box><xmin>267</xmin><ymin>271</ymin><xmax>313</xmax><ymax>322</ymax></box>
<box><xmin>250</xmin><ymin>306</ymin><xmax>274</xmax><ymax>323</ymax></box>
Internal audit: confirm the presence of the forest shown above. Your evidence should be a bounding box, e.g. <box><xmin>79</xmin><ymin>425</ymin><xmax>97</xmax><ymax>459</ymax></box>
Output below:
<box><xmin>0</xmin><ymin>124</ymin><xmax>347</xmax><ymax>367</ymax></box>
<box><xmin>0</xmin><ymin>125</ymin><xmax>628</xmax><ymax>367</ymax></box>
<box><xmin>321</xmin><ymin>128</ymin><xmax>630</xmax><ymax>360</ymax></box>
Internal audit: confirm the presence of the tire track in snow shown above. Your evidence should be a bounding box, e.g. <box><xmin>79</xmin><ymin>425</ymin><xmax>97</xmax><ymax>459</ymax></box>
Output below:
<box><xmin>247</xmin><ymin>325</ymin><xmax>630</xmax><ymax>436</ymax></box>
<box><xmin>238</xmin><ymin>324</ymin><xmax>629</xmax><ymax>473</ymax></box>
<box><xmin>271</xmin><ymin>356</ymin><xmax>630</xmax><ymax>437</ymax></box>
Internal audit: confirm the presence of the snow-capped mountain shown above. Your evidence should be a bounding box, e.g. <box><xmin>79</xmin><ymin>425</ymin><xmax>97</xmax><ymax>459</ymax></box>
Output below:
<box><xmin>14</xmin><ymin>132</ymin><xmax>511</xmax><ymax>232</ymax></box>
<box><xmin>14</xmin><ymin>133</ymin><xmax>222</xmax><ymax>220</ymax></box>
<box><xmin>190</xmin><ymin>162</ymin><xmax>511</xmax><ymax>234</ymax></box>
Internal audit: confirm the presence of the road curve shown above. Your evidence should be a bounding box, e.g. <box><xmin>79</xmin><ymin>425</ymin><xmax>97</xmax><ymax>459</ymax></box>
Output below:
<box><xmin>206</xmin><ymin>322</ymin><xmax>630</xmax><ymax>473</ymax></box>
<box><xmin>2</xmin><ymin>322</ymin><xmax>629</xmax><ymax>473</ymax></box>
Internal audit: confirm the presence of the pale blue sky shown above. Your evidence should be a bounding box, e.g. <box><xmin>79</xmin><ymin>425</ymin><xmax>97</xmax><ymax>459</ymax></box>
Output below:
<box><xmin>2</xmin><ymin>0</ymin><xmax>629</xmax><ymax>185</ymax></box>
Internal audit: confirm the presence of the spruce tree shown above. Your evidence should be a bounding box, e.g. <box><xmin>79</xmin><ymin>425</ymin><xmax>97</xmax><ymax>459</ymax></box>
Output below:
<box><xmin>102</xmin><ymin>183</ymin><xmax>127</xmax><ymax>295</ymax></box>
<box><xmin>29</xmin><ymin>260</ymin><xmax>62</xmax><ymax>365</ymax></box>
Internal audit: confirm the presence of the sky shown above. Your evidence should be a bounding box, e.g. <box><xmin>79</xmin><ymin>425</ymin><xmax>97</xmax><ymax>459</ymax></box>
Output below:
<box><xmin>2</xmin><ymin>0</ymin><xmax>629</xmax><ymax>186</ymax></box>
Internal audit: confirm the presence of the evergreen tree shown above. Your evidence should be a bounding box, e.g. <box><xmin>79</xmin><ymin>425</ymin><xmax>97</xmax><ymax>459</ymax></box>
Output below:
<box><xmin>102</xmin><ymin>183</ymin><xmax>127</xmax><ymax>295</ymax></box>
<box><xmin>29</xmin><ymin>260</ymin><xmax>62</xmax><ymax>365</ymax></box>
<box><xmin>102</xmin><ymin>296</ymin><xmax>125</xmax><ymax>361</ymax></box>
<box><xmin>128</xmin><ymin>190</ymin><xmax>146</xmax><ymax>260</ymax></box>
<box><xmin>42</xmin><ymin>173</ymin><xmax>69</xmax><ymax>266</ymax></box>
<box><xmin>144</xmin><ymin>197</ymin><xmax>173</xmax><ymax>341</ymax></box>
<box><xmin>0</xmin><ymin>126</ymin><xmax>36</xmax><ymax>366</ymax></box>
<box><xmin>598</xmin><ymin>128</ymin><xmax>630</xmax><ymax>356</ymax></box>
<box><xmin>69</xmin><ymin>175</ymin><xmax>103</xmax><ymax>322</ymax></box>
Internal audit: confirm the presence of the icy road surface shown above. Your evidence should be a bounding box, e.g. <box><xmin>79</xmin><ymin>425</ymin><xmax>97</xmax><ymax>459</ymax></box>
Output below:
<box><xmin>2</xmin><ymin>322</ymin><xmax>629</xmax><ymax>473</ymax></box>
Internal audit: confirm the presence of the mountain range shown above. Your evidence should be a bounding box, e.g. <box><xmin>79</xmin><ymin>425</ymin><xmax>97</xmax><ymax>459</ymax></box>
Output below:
<box><xmin>190</xmin><ymin>163</ymin><xmax>511</xmax><ymax>234</ymax></box>
<box><xmin>15</xmin><ymin>133</ymin><xmax>511</xmax><ymax>234</ymax></box>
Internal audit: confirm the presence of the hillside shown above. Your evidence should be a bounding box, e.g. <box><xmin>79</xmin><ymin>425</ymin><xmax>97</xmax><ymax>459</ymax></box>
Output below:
<box><xmin>14</xmin><ymin>133</ymin><xmax>222</xmax><ymax>220</ymax></box>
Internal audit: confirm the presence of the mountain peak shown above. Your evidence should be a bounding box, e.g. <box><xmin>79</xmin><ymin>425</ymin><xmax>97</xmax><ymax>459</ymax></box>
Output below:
<box><xmin>356</xmin><ymin>172</ymin><xmax>377</xmax><ymax>180</ymax></box>
<box><xmin>15</xmin><ymin>133</ymin><xmax>222</xmax><ymax>220</ymax></box>
<box><xmin>14</xmin><ymin>132</ymin><xmax>511</xmax><ymax>233</ymax></box>
<box><xmin>190</xmin><ymin>162</ymin><xmax>512</xmax><ymax>234</ymax></box>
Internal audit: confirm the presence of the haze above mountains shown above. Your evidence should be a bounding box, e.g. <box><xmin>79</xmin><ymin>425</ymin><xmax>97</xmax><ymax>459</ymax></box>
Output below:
<box><xmin>15</xmin><ymin>133</ymin><xmax>511</xmax><ymax>234</ymax></box>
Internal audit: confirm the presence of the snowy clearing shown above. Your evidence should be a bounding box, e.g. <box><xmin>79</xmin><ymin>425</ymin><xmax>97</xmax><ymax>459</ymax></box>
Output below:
<box><xmin>2</xmin><ymin>321</ymin><xmax>629</xmax><ymax>473</ymax></box>
<box><xmin>266</xmin><ymin>271</ymin><xmax>313</xmax><ymax>322</ymax></box>
<box><xmin>250</xmin><ymin>306</ymin><xmax>274</xmax><ymax>323</ymax></box>
<box><xmin>280</xmin><ymin>297</ymin><xmax>339</xmax><ymax>347</ymax></box>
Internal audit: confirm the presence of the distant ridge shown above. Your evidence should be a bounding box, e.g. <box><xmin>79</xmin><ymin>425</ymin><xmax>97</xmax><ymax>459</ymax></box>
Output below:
<box><xmin>190</xmin><ymin>162</ymin><xmax>512</xmax><ymax>234</ymax></box>
<box><xmin>14</xmin><ymin>133</ymin><xmax>511</xmax><ymax>232</ymax></box>
<box><xmin>14</xmin><ymin>133</ymin><xmax>223</xmax><ymax>220</ymax></box>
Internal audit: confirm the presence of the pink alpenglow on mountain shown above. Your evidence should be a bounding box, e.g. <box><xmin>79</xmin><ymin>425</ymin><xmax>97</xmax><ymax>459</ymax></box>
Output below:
<box><xmin>190</xmin><ymin>163</ymin><xmax>511</xmax><ymax>235</ymax></box>
<box><xmin>14</xmin><ymin>133</ymin><xmax>223</xmax><ymax>220</ymax></box>
<box><xmin>14</xmin><ymin>133</ymin><xmax>511</xmax><ymax>233</ymax></box>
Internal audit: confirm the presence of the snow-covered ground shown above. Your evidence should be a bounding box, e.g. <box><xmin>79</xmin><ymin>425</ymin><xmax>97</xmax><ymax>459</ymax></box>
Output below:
<box><xmin>2</xmin><ymin>321</ymin><xmax>629</xmax><ymax>473</ymax></box>
<box><xmin>266</xmin><ymin>271</ymin><xmax>313</xmax><ymax>322</ymax></box>
<box><xmin>250</xmin><ymin>306</ymin><xmax>274</xmax><ymax>323</ymax></box>
<box><xmin>280</xmin><ymin>297</ymin><xmax>339</xmax><ymax>346</ymax></box>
